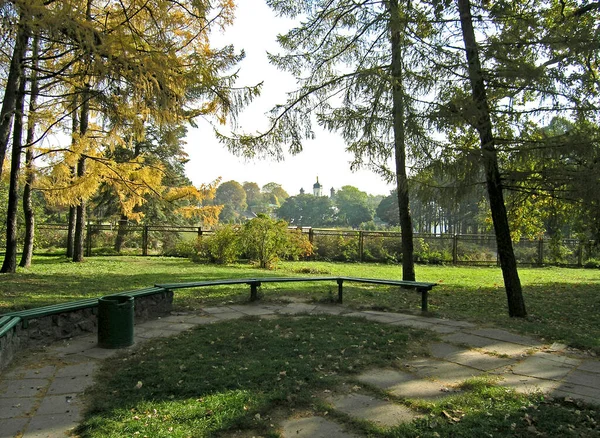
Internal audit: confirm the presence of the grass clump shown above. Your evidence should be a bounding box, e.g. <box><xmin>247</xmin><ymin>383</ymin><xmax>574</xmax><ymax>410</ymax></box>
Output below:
<box><xmin>78</xmin><ymin>315</ymin><xmax>429</xmax><ymax>437</ymax></box>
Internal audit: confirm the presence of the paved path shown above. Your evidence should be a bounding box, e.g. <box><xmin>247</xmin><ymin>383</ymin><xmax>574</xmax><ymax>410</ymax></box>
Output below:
<box><xmin>1</xmin><ymin>302</ymin><xmax>599</xmax><ymax>437</ymax></box>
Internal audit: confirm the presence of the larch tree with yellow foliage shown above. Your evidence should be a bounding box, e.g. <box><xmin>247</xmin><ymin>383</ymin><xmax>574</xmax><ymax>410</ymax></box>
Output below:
<box><xmin>0</xmin><ymin>0</ymin><xmax>258</xmax><ymax>270</ymax></box>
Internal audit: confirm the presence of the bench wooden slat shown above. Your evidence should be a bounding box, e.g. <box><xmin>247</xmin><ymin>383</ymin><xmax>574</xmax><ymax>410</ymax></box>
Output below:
<box><xmin>340</xmin><ymin>277</ymin><xmax>437</xmax><ymax>289</ymax></box>
<box><xmin>0</xmin><ymin>287</ymin><xmax>170</xmax><ymax>329</ymax></box>
<box><xmin>157</xmin><ymin>276</ymin><xmax>438</xmax><ymax>311</ymax></box>
<box><xmin>7</xmin><ymin>299</ymin><xmax>100</xmax><ymax>318</ymax></box>
<box><xmin>0</xmin><ymin>316</ymin><xmax>22</xmax><ymax>337</ymax></box>
<box><xmin>1</xmin><ymin>276</ymin><xmax>439</xmax><ymax>339</ymax></box>
<box><xmin>114</xmin><ymin>287</ymin><xmax>167</xmax><ymax>298</ymax></box>
<box><xmin>156</xmin><ymin>279</ymin><xmax>256</xmax><ymax>289</ymax></box>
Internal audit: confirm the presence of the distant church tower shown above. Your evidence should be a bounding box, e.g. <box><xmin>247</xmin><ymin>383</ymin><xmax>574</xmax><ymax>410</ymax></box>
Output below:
<box><xmin>313</xmin><ymin>177</ymin><xmax>323</xmax><ymax>197</ymax></box>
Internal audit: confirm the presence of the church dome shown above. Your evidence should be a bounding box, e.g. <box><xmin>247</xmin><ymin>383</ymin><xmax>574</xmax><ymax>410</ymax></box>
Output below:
<box><xmin>313</xmin><ymin>177</ymin><xmax>322</xmax><ymax>189</ymax></box>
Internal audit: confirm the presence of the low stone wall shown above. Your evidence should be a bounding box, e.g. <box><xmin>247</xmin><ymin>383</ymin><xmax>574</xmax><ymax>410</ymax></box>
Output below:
<box><xmin>0</xmin><ymin>290</ymin><xmax>173</xmax><ymax>371</ymax></box>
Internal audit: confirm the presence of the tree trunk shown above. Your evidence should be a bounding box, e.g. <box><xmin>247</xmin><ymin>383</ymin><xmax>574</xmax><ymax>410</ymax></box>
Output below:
<box><xmin>1</xmin><ymin>62</ymin><xmax>27</xmax><ymax>273</ymax></box>
<box><xmin>73</xmin><ymin>0</ymin><xmax>93</xmax><ymax>262</ymax></box>
<box><xmin>0</xmin><ymin>18</ymin><xmax>28</xmax><ymax>182</ymax></box>
<box><xmin>389</xmin><ymin>0</ymin><xmax>416</xmax><ymax>281</ymax></box>
<box><xmin>66</xmin><ymin>97</ymin><xmax>79</xmax><ymax>259</ymax></box>
<box><xmin>66</xmin><ymin>205</ymin><xmax>76</xmax><ymax>258</ymax></box>
<box><xmin>457</xmin><ymin>0</ymin><xmax>527</xmax><ymax>317</ymax></box>
<box><xmin>20</xmin><ymin>33</ymin><xmax>40</xmax><ymax>268</ymax></box>
<box><xmin>73</xmin><ymin>93</ymin><xmax>90</xmax><ymax>262</ymax></box>
<box><xmin>114</xmin><ymin>215</ymin><xmax>129</xmax><ymax>252</ymax></box>
<box><xmin>20</xmin><ymin>147</ymin><xmax>34</xmax><ymax>268</ymax></box>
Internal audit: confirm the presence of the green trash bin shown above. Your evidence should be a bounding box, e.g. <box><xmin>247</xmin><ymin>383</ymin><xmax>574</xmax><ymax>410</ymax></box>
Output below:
<box><xmin>98</xmin><ymin>295</ymin><xmax>134</xmax><ymax>348</ymax></box>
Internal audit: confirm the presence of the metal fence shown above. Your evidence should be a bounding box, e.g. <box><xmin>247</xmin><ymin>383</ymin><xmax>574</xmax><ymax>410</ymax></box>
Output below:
<box><xmin>34</xmin><ymin>223</ymin><xmax>599</xmax><ymax>267</ymax></box>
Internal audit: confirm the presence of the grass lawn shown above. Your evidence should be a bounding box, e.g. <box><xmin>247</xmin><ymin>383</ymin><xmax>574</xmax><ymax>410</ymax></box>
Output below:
<box><xmin>1</xmin><ymin>255</ymin><xmax>599</xmax><ymax>353</ymax></box>
<box><xmin>76</xmin><ymin>315</ymin><xmax>600</xmax><ymax>437</ymax></box>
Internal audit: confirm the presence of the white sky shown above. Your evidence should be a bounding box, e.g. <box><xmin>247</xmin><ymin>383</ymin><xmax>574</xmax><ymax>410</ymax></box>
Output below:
<box><xmin>183</xmin><ymin>0</ymin><xmax>396</xmax><ymax>197</ymax></box>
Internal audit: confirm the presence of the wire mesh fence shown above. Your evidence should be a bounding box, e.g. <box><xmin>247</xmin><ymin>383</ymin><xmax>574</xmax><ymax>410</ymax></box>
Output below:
<box><xmin>32</xmin><ymin>223</ymin><xmax>600</xmax><ymax>267</ymax></box>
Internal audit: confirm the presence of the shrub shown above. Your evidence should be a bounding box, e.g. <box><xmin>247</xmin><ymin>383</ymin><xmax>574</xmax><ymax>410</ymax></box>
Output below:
<box><xmin>163</xmin><ymin>239</ymin><xmax>197</xmax><ymax>258</ymax></box>
<box><xmin>286</xmin><ymin>228</ymin><xmax>314</xmax><ymax>261</ymax></box>
<box><xmin>196</xmin><ymin>225</ymin><xmax>240</xmax><ymax>264</ymax></box>
<box><xmin>584</xmin><ymin>258</ymin><xmax>600</xmax><ymax>269</ymax></box>
<box><xmin>313</xmin><ymin>234</ymin><xmax>359</xmax><ymax>261</ymax></box>
<box><xmin>240</xmin><ymin>215</ymin><xmax>312</xmax><ymax>269</ymax></box>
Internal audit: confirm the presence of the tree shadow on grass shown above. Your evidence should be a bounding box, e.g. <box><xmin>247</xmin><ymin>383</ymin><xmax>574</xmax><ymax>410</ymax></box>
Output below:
<box><xmin>76</xmin><ymin>315</ymin><xmax>430</xmax><ymax>437</ymax></box>
<box><xmin>76</xmin><ymin>316</ymin><xmax>600</xmax><ymax>438</ymax></box>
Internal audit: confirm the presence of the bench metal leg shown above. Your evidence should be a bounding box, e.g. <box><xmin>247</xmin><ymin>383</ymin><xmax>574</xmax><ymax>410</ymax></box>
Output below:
<box><xmin>249</xmin><ymin>282</ymin><xmax>261</xmax><ymax>301</ymax></box>
<box><xmin>420</xmin><ymin>289</ymin><xmax>428</xmax><ymax>312</ymax></box>
<box><xmin>337</xmin><ymin>279</ymin><xmax>344</xmax><ymax>303</ymax></box>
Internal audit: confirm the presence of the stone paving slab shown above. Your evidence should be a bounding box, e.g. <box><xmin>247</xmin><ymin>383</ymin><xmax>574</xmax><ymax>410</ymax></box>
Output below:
<box><xmin>424</xmin><ymin>324</ymin><xmax>462</xmax><ymax>334</ymax></box>
<box><xmin>227</xmin><ymin>305</ymin><xmax>276</xmax><ymax>316</ymax></box>
<box><xmin>78</xmin><ymin>347</ymin><xmax>125</xmax><ymax>360</ymax></box>
<box><xmin>55</xmin><ymin>362</ymin><xmax>98</xmax><ymax>379</ymax></box>
<box><xmin>404</xmin><ymin>358</ymin><xmax>482</xmax><ymax>384</ymax></box>
<box><xmin>465</xmin><ymin>328</ymin><xmax>543</xmax><ymax>347</ymax></box>
<box><xmin>153</xmin><ymin>315</ymin><xmax>191</xmax><ymax>324</ymax></box>
<box><xmin>0</xmin><ymin>379</ymin><xmax>49</xmax><ymax>399</ymax></box>
<box><xmin>48</xmin><ymin>337</ymin><xmax>98</xmax><ymax>356</ymax></box>
<box><xmin>552</xmin><ymin>388</ymin><xmax>600</xmax><ymax>406</ymax></box>
<box><xmin>328</xmin><ymin>393</ymin><xmax>418</xmax><ymax>427</ymax></box>
<box><xmin>202</xmin><ymin>306</ymin><xmax>235</xmax><ymax>314</ymax></box>
<box><xmin>5</xmin><ymin>365</ymin><xmax>57</xmax><ymax>380</ymax></box>
<box><xmin>0</xmin><ymin>396</ymin><xmax>37</xmax><ymax>418</ymax></box>
<box><xmin>363</xmin><ymin>310</ymin><xmax>416</xmax><ymax>320</ymax></box>
<box><xmin>496</xmin><ymin>372</ymin><xmax>560</xmax><ymax>395</ymax></box>
<box><xmin>422</xmin><ymin>317</ymin><xmax>476</xmax><ymax>328</ymax></box>
<box><xmin>136</xmin><ymin>319</ymin><xmax>174</xmax><ymax>329</ymax></box>
<box><xmin>135</xmin><ymin>328</ymin><xmax>180</xmax><ymax>340</ymax></box>
<box><xmin>429</xmin><ymin>342</ymin><xmax>516</xmax><ymax>371</ymax></box>
<box><xmin>564</xmin><ymin>369</ymin><xmax>600</xmax><ymax>390</ymax></box>
<box><xmin>278</xmin><ymin>303</ymin><xmax>318</xmax><ymax>314</ymax></box>
<box><xmin>46</xmin><ymin>376</ymin><xmax>94</xmax><ymax>396</ymax></box>
<box><xmin>442</xmin><ymin>333</ymin><xmax>532</xmax><ymax>356</ymax></box>
<box><xmin>356</xmin><ymin>368</ymin><xmax>453</xmax><ymax>400</ymax></box>
<box><xmin>22</xmin><ymin>411</ymin><xmax>80</xmax><ymax>438</ymax></box>
<box><xmin>344</xmin><ymin>310</ymin><xmax>412</xmax><ymax>324</ymax></box>
<box><xmin>0</xmin><ymin>417</ymin><xmax>28</xmax><ymax>438</ymax></box>
<box><xmin>530</xmin><ymin>351</ymin><xmax>581</xmax><ymax>367</ymax></box>
<box><xmin>578</xmin><ymin>360</ymin><xmax>600</xmax><ymax>374</ymax></box>
<box><xmin>212</xmin><ymin>312</ymin><xmax>248</xmax><ymax>320</ymax></box>
<box><xmin>35</xmin><ymin>394</ymin><xmax>81</xmax><ymax>416</ymax></box>
<box><xmin>429</xmin><ymin>342</ymin><xmax>464</xmax><ymax>358</ymax></box>
<box><xmin>163</xmin><ymin>323</ymin><xmax>197</xmax><ymax>332</ymax></box>
<box><xmin>182</xmin><ymin>315</ymin><xmax>221</xmax><ymax>324</ymax></box>
<box><xmin>280</xmin><ymin>416</ymin><xmax>359</xmax><ymax>438</ymax></box>
<box><xmin>311</xmin><ymin>305</ymin><xmax>347</xmax><ymax>315</ymax></box>
<box><xmin>510</xmin><ymin>354</ymin><xmax>578</xmax><ymax>381</ymax></box>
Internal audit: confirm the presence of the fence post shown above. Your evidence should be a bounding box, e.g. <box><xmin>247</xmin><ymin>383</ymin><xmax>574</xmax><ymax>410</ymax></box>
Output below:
<box><xmin>197</xmin><ymin>226</ymin><xmax>203</xmax><ymax>237</ymax></box>
<box><xmin>142</xmin><ymin>225</ymin><xmax>149</xmax><ymax>256</ymax></box>
<box><xmin>452</xmin><ymin>234</ymin><xmax>458</xmax><ymax>265</ymax></box>
<box><xmin>578</xmin><ymin>241</ymin><xmax>583</xmax><ymax>267</ymax></box>
<box><xmin>85</xmin><ymin>223</ymin><xmax>92</xmax><ymax>257</ymax></box>
<box><xmin>358</xmin><ymin>231</ymin><xmax>364</xmax><ymax>262</ymax></box>
<box><xmin>538</xmin><ymin>236</ymin><xmax>544</xmax><ymax>266</ymax></box>
<box><xmin>309</xmin><ymin>228</ymin><xmax>314</xmax><ymax>244</ymax></box>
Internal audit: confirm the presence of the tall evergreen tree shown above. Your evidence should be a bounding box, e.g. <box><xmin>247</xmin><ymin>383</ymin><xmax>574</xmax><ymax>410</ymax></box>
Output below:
<box><xmin>220</xmin><ymin>0</ymin><xmax>443</xmax><ymax>280</ymax></box>
<box><xmin>456</xmin><ymin>0</ymin><xmax>526</xmax><ymax>317</ymax></box>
